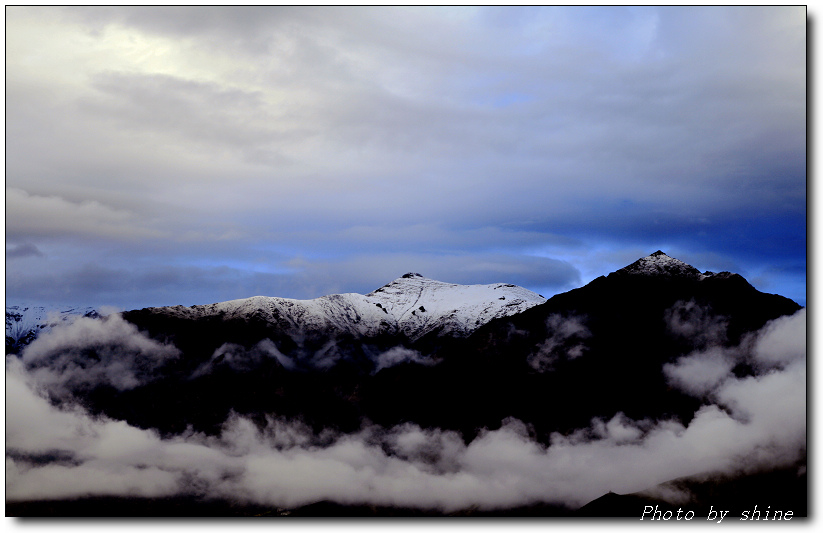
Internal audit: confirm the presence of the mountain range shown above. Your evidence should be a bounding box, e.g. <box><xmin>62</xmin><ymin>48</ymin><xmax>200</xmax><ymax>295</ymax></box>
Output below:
<box><xmin>6</xmin><ymin>251</ymin><xmax>806</xmax><ymax>517</ymax></box>
<box><xmin>5</xmin><ymin>304</ymin><xmax>100</xmax><ymax>354</ymax></box>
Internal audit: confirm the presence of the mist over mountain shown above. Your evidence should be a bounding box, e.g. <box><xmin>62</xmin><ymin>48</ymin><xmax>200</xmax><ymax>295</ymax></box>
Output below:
<box><xmin>5</xmin><ymin>305</ymin><xmax>101</xmax><ymax>355</ymax></box>
<box><xmin>6</xmin><ymin>252</ymin><xmax>806</xmax><ymax>517</ymax></box>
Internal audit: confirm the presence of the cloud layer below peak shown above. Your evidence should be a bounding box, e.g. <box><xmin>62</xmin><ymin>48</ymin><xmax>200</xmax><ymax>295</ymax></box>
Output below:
<box><xmin>5</xmin><ymin>308</ymin><xmax>806</xmax><ymax>510</ymax></box>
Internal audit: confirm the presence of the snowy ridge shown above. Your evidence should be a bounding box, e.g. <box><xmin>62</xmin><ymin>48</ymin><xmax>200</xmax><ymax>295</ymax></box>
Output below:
<box><xmin>6</xmin><ymin>304</ymin><xmax>101</xmax><ymax>352</ymax></box>
<box><xmin>367</xmin><ymin>274</ymin><xmax>546</xmax><ymax>339</ymax></box>
<box><xmin>616</xmin><ymin>251</ymin><xmax>714</xmax><ymax>279</ymax></box>
<box><xmin>142</xmin><ymin>274</ymin><xmax>547</xmax><ymax>341</ymax></box>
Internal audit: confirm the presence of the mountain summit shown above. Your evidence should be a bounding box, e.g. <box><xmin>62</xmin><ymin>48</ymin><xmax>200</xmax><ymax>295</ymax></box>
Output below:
<box><xmin>367</xmin><ymin>274</ymin><xmax>546</xmax><ymax>339</ymax></box>
<box><xmin>5</xmin><ymin>304</ymin><xmax>100</xmax><ymax>354</ymax></box>
<box><xmin>615</xmin><ymin>250</ymin><xmax>706</xmax><ymax>278</ymax></box>
<box><xmin>9</xmin><ymin>250</ymin><xmax>803</xmax><ymax>513</ymax></box>
<box><xmin>126</xmin><ymin>273</ymin><xmax>546</xmax><ymax>352</ymax></box>
<box><xmin>6</xmin><ymin>251</ymin><xmax>804</xmax><ymax>517</ymax></box>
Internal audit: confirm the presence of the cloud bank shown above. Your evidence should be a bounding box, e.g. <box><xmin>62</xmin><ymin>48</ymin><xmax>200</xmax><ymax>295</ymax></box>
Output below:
<box><xmin>4</xmin><ymin>6</ymin><xmax>806</xmax><ymax>308</ymax></box>
<box><xmin>6</xmin><ymin>308</ymin><xmax>806</xmax><ymax>510</ymax></box>
<box><xmin>20</xmin><ymin>314</ymin><xmax>180</xmax><ymax>398</ymax></box>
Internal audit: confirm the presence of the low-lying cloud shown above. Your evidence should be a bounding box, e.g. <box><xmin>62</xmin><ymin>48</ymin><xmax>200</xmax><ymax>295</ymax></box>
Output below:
<box><xmin>6</xmin><ymin>309</ymin><xmax>806</xmax><ymax>510</ymax></box>
<box><xmin>194</xmin><ymin>340</ymin><xmax>438</xmax><ymax>376</ymax></box>
<box><xmin>665</xmin><ymin>299</ymin><xmax>728</xmax><ymax>349</ymax></box>
<box><xmin>527</xmin><ymin>314</ymin><xmax>591</xmax><ymax>372</ymax></box>
<box><xmin>20</xmin><ymin>313</ymin><xmax>180</xmax><ymax>398</ymax></box>
<box><xmin>749</xmin><ymin>308</ymin><xmax>806</xmax><ymax>369</ymax></box>
<box><xmin>663</xmin><ymin>346</ymin><xmax>736</xmax><ymax>397</ymax></box>
<box><xmin>192</xmin><ymin>339</ymin><xmax>296</xmax><ymax>377</ymax></box>
<box><xmin>5</xmin><ymin>242</ymin><xmax>45</xmax><ymax>260</ymax></box>
<box><xmin>374</xmin><ymin>346</ymin><xmax>438</xmax><ymax>374</ymax></box>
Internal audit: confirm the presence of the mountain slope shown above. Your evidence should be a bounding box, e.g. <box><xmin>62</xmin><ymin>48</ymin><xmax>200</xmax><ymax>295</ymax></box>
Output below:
<box><xmin>616</xmin><ymin>249</ymin><xmax>707</xmax><ymax>277</ymax></box>
<box><xmin>18</xmin><ymin>252</ymin><xmax>802</xmax><ymax>440</ymax></box>
<box><xmin>8</xmin><ymin>251</ymin><xmax>805</xmax><ymax>516</ymax></box>
<box><xmin>359</xmin><ymin>251</ymin><xmax>802</xmax><ymax>437</ymax></box>
<box><xmin>130</xmin><ymin>273</ymin><xmax>546</xmax><ymax>342</ymax></box>
<box><xmin>5</xmin><ymin>304</ymin><xmax>100</xmax><ymax>354</ymax></box>
<box><xmin>576</xmin><ymin>461</ymin><xmax>807</xmax><ymax>518</ymax></box>
<box><xmin>93</xmin><ymin>275</ymin><xmax>548</xmax><ymax>434</ymax></box>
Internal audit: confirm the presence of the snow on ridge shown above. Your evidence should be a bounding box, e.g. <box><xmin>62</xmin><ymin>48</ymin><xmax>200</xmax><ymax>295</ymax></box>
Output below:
<box><xmin>141</xmin><ymin>275</ymin><xmax>547</xmax><ymax>341</ymax></box>
<box><xmin>5</xmin><ymin>304</ymin><xmax>101</xmax><ymax>352</ymax></box>
<box><xmin>617</xmin><ymin>251</ymin><xmax>705</xmax><ymax>278</ymax></box>
<box><xmin>367</xmin><ymin>274</ymin><xmax>546</xmax><ymax>339</ymax></box>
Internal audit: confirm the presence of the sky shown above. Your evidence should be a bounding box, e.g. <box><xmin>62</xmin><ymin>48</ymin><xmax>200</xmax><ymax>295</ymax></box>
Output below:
<box><xmin>4</xmin><ymin>6</ymin><xmax>807</xmax><ymax>310</ymax></box>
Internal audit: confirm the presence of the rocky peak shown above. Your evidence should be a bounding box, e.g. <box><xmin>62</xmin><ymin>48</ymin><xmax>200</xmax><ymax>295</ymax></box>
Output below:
<box><xmin>616</xmin><ymin>251</ymin><xmax>704</xmax><ymax>278</ymax></box>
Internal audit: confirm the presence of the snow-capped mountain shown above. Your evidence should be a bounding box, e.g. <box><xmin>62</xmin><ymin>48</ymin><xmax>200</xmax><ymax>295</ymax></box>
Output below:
<box><xmin>455</xmin><ymin>250</ymin><xmax>801</xmax><ymax>435</ymax></box>
<box><xmin>19</xmin><ymin>251</ymin><xmax>803</xmax><ymax>438</ymax></box>
<box><xmin>614</xmin><ymin>250</ymin><xmax>740</xmax><ymax>281</ymax></box>
<box><xmin>8</xmin><ymin>251</ymin><xmax>805</xmax><ymax>517</ymax></box>
<box><xmin>135</xmin><ymin>273</ymin><xmax>546</xmax><ymax>342</ymax></box>
<box><xmin>616</xmin><ymin>250</ymin><xmax>708</xmax><ymax>278</ymax></box>
<box><xmin>368</xmin><ymin>274</ymin><xmax>545</xmax><ymax>339</ymax></box>
<box><xmin>5</xmin><ymin>304</ymin><xmax>101</xmax><ymax>354</ymax></box>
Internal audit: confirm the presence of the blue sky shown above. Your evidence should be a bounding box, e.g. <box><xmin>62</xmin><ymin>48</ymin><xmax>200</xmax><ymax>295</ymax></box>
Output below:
<box><xmin>4</xmin><ymin>6</ymin><xmax>807</xmax><ymax>309</ymax></box>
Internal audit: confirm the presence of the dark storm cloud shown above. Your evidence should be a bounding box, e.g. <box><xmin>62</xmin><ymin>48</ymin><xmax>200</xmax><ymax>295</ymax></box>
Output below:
<box><xmin>80</xmin><ymin>72</ymin><xmax>296</xmax><ymax>157</ymax></box>
<box><xmin>4</xmin><ymin>248</ymin><xmax>579</xmax><ymax>310</ymax></box>
<box><xmin>5</xmin><ymin>262</ymin><xmax>288</xmax><ymax>309</ymax></box>
<box><xmin>279</xmin><ymin>252</ymin><xmax>581</xmax><ymax>300</ymax></box>
<box><xmin>4</xmin><ymin>6</ymin><xmax>805</xmax><ymax>308</ymax></box>
<box><xmin>5</xmin><ymin>309</ymin><xmax>806</xmax><ymax>509</ymax></box>
<box><xmin>2</xmin><ymin>5</ymin><xmax>809</xmax><ymax>516</ymax></box>
<box><xmin>6</xmin><ymin>243</ymin><xmax>45</xmax><ymax>260</ymax></box>
<box><xmin>6</xmin><ymin>263</ymin><xmax>133</xmax><ymax>307</ymax></box>
<box><xmin>59</xmin><ymin>5</ymin><xmax>323</xmax><ymax>54</ymax></box>
<box><xmin>5</xmin><ymin>189</ymin><xmax>160</xmax><ymax>242</ymax></box>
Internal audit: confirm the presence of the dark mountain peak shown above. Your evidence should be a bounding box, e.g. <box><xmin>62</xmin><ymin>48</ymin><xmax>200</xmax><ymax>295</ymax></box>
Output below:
<box><xmin>615</xmin><ymin>251</ymin><xmax>703</xmax><ymax>278</ymax></box>
<box><xmin>401</xmin><ymin>272</ymin><xmax>424</xmax><ymax>279</ymax></box>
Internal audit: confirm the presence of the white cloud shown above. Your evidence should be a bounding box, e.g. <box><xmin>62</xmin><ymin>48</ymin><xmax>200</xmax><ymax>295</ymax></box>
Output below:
<box><xmin>750</xmin><ymin>307</ymin><xmax>806</xmax><ymax>368</ymax></box>
<box><xmin>20</xmin><ymin>313</ymin><xmax>180</xmax><ymax>397</ymax></box>
<box><xmin>591</xmin><ymin>413</ymin><xmax>646</xmax><ymax>444</ymax></box>
<box><xmin>374</xmin><ymin>346</ymin><xmax>437</xmax><ymax>373</ymax></box>
<box><xmin>528</xmin><ymin>314</ymin><xmax>591</xmax><ymax>372</ymax></box>
<box><xmin>5</xmin><ymin>188</ymin><xmax>160</xmax><ymax>242</ymax></box>
<box><xmin>663</xmin><ymin>347</ymin><xmax>736</xmax><ymax>397</ymax></box>
<box><xmin>3</xmin><ymin>4</ymin><xmax>807</xmax><ymax>508</ymax></box>
<box><xmin>664</xmin><ymin>308</ymin><xmax>807</xmax><ymax>399</ymax></box>
<box><xmin>5</xmin><ymin>309</ymin><xmax>806</xmax><ymax>510</ymax></box>
<box><xmin>665</xmin><ymin>300</ymin><xmax>728</xmax><ymax>348</ymax></box>
<box><xmin>192</xmin><ymin>339</ymin><xmax>296</xmax><ymax>378</ymax></box>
